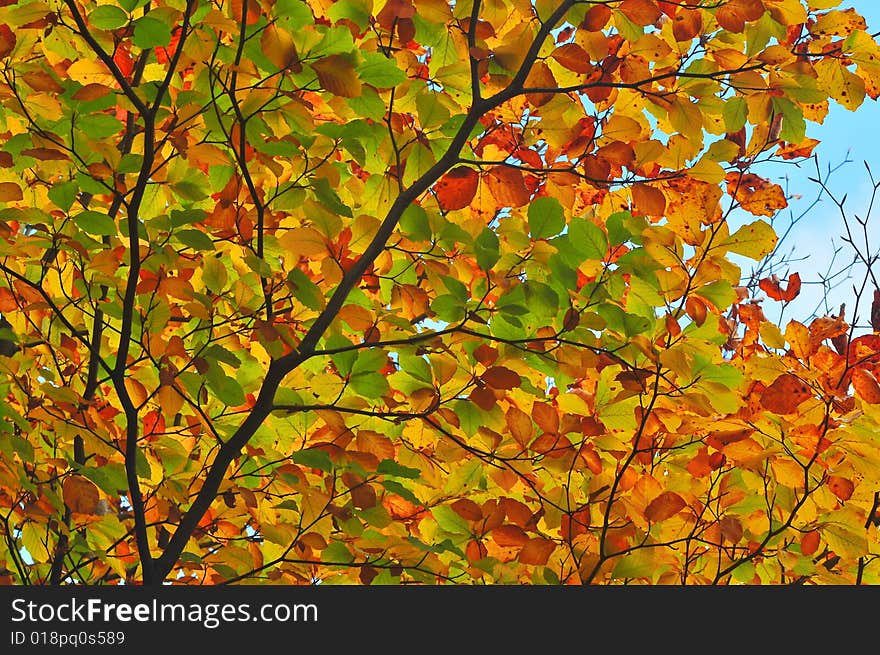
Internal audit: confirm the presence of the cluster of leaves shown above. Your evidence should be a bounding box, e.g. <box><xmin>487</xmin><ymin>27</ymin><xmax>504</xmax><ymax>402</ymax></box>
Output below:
<box><xmin>0</xmin><ymin>0</ymin><xmax>879</xmax><ymax>585</ymax></box>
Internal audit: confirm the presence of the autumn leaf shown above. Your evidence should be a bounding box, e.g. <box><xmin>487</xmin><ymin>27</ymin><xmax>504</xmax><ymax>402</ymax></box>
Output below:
<box><xmin>434</xmin><ymin>166</ymin><xmax>479</xmax><ymax>211</ymax></box>
<box><xmin>761</xmin><ymin>374</ymin><xmax>813</xmax><ymax>414</ymax></box>
<box><xmin>645</xmin><ymin>492</ymin><xmax>687</xmax><ymax>523</ymax></box>
<box><xmin>62</xmin><ymin>475</ymin><xmax>101</xmax><ymax>515</ymax></box>
<box><xmin>759</xmin><ymin>273</ymin><xmax>801</xmax><ymax>302</ymax></box>
<box><xmin>0</xmin><ymin>0</ymin><xmax>876</xmax><ymax>588</ymax></box>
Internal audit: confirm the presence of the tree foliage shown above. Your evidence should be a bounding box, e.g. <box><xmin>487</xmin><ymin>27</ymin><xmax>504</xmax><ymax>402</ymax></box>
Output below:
<box><xmin>0</xmin><ymin>0</ymin><xmax>879</xmax><ymax>585</ymax></box>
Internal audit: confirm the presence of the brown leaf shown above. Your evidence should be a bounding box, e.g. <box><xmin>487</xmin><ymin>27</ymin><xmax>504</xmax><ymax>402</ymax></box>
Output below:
<box><xmin>482</xmin><ymin>366</ymin><xmax>521</xmax><ymax>390</ymax></box>
<box><xmin>451</xmin><ymin>498</ymin><xmax>482</xmax><ymax>521</ymax></box>
<box><xmin>871</xmin><ymin>288</ymin><xmax>880</xmax><ymax>332</ymax></box>
<box><xmin>22</xmin><ymin>148</ymin><xmax>70</xmax><ymax>161</ymax></box>
<box><xmin>645</xmin><ymin>491</ymin><xmax>686</xmax><ymax>522</ymax></box>
<box><xmin>62</xmin><ymin>475</ymin><xmax>101</xmax><ymax>515</ymax></box>
<box><xmin>0</xmin><ymin>182</ymin><xmax>22</xmax><ymax>201</ymax></box>
<box><xmin>434</xmin><ymin>166</ymin><xmax>479</xmax><ymax>211</ymax></box>
<box><xmin>531</xmin><ymin>402</ymin><xmax>559</xmax><ymax>434</ymax></box>
<box><xmin>72</xmin><ymin>83</ymin><xmax>113</xmax><ymax>101</ymax></box>
<box><xmin>261</xmin><ymin>24</ymin><xmax>301</xmax><ymax>72</ymax></box>
<box><xmin>760</xmin><ymin>374</ymin><xmax>812</xmax><ymax>414</ymax></box>
<box><xmin>720</xmin><ymin>516</ymin><xmax>743</xmax><ymax>543</ymax></box>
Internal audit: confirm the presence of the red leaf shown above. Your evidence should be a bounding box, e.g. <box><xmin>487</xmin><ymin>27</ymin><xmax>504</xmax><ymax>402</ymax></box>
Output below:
<box><xmin>760</xmin><ymin>374</ymin><xmax>812</xmax><ymax>414</ymax></box>
<box><xmin>644</xmin><ymin>491</ymin><xmax>686</xmax><ymax>522</ymax></box>
<box><xmin>434</xmin><ymin>166</ymin><xmax>479</xmax><ymax>211</ymax></box>
<box><xmin>801</xmin><ymin>530</ymin><xmax>820</xmax><ymax>556</ymax></box>
<box><xmin>759</xmin><ymin>273</ymin><xmax>801</xmax><ymax>302</ymax></box>
<box><xmin>0</xmin><ymin>23</ymin><xmax>15</xmax><ymax>58</ymax></box>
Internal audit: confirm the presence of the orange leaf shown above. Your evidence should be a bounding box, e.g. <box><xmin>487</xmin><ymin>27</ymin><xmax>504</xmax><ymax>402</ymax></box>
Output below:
<box><xmin>631</xmin><ymin>182</ymin><xmax>666</xmax><ymax>216</ymax></box>
<box><xmin>550</xmin><ymin>43</ymin><xmax>593</xmax><ymax>74</ymax></box>
<box><xmin>852</xmin><ymin>368</ymin><xmax>880</xmax><ymax>404</ymax></box>
<box><xmin>620</xmin><ymin>0</ymin><xmax>661</xmax><ymax>26</ymax></box>
<box><xmin>776</xmin><ymin>138</ymin><xmax>820</xmax><ymax>160</ymax></box>
<box><xmin>505</xmin><ymin>406</ymin><xmax>534</xmax><ymax>445</ymax></box>
<box><xmin>72</xmin><ymin>83</ymin><xmax>113</xmax><ymax>101</ymax></box>
<box><xmin>726</xmin><ymin>173</ymin><xmax>787</xmax><ymax>216</ymax></box>
<box><xmin>524</xmin><ymin>61</ymin><xmax>556</xmax><ymax>107</ymax></box>
<box><xmin>62</xmin><ymin>475</ymin><xmax>100</xmax><ymax>515</ymax></box>
<box><xmin>827</xmin><ymin>475</ymin><xmax>854</xmax><ymax>501</ymax></box>
<box><xmin>759</xmin><ymin>272</ymin><xmax>801</xmax><ymax>302</ymax></box>
<box><xmin>493</xmin><ymin>524</ymin><xmax>529</xmax><ymax>547</ymax></box>
<box><xmin>482</xmin><ymin>366</ymin><xmax>521</xmax><ymax>390</ymax></box>
<box><xmin>310</xmin><ymin>55</ymin><xmax>361</xmax><ymax>97</ymax></box>
<box><xmin>0</xmin><ymin>287</ymin><xmax>16</xmax><ymax>312</ymax></box>
<box><xmin>485</xmin><ymin>166</ymin><xmax>531</xmax><ymax>207</ymax></box>
<box><xmin>760</xmin><ymin>374</ymin><xmax>812</xmax><ymax>414</ymax></box>
<box><xmin>261</xmin><ymin>24</ymin><xmax>301</xmax><ymax>72</ymax></box>
<box><xmin>645</xmin><ymin>492</ymin><xmax>686</xmax><ymax>522</ymax></box>
<box><xmin>518</xmin><ymin>537</ymin><xmax>556</xmax><ymax>565</ymax></box>
<box><xmin>672</xmin><ymin>8</ymin><xmax>702</xmax><ymax>41</ymax></box>
<box><xmin>434</xmin><ymin>166</ymin><xmax>479</xmax><ymax>211</ymax></box>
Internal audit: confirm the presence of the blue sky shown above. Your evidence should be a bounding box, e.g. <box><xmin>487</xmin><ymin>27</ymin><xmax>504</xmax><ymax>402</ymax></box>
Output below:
<box><xmin>751</xmin><ymin>1</ymin><xmax>880</xmax><ymax>326</ymax></box>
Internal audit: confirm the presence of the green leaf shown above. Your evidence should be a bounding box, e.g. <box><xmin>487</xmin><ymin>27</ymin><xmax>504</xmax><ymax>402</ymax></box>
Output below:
<box><xmin>202</xmin><ymin>255</ymin><xmax>228</xmax><ymax>293</ymax></box>
<box><xmin>350</xmin><ymin>372</ymin><xmax>390</xmax><ymax>398</ymax></box>
<box><xmin>569</xmin><ymin>216</ymin><xmax>608</xmax><ymax>260</ymax></box>
<box><xmin>528</xmin><ymin>196</ymin><xmax>565</xmax><ymax>239</ymax></box>
<box><xmin>432</xmin><ymin>294</ymin><xmax>465</xmax><ymax>322</ymax></box>
<box><xmin>312</xmin><ymin>177</ymin><xmax>353</xmax><ymax>217</ymax></box>
<box><xmin>327</xmin><ymin>0</ymin><xmax>370</xmax><ymax>28</ymax></box>
<box><xmin>381</xmin><ymin>480</ymin><xmax>422</xmax><ymax>506</ymax></box>
<box><xmin>132</xmin><ymin>16</ymin><xmax>172</xmax><ymax>49</ymax></box>
<box><xmin>75</xmin><ymin>211</ymin><xmax>116</xmax><ymax>236</ymax></box>
<box><xmin>723</xmin><ymin>96</ymin><xmax>748</xmax><ymax>133</ymax></box>
<box><xmin>358</xmin><ymin>51</ymin><xmax>407</xmax><ymax>88</ymax></box>
<box><xmin>432</xmin><ymin>504</ymin><xmax>470</xmax><ymax>534</ymax></box>
<box><xmin>721</xmin><ymin>220</ymin><xmax>777</xmax><ymax>260</ymax></box>
<box><xmin>288</xmin><ymin>267</ymin><xmax>324</xmax><ymax>311</ymax></box>
<box><xmin>696</xmin><ymin>280</ymin><xmax>737</xmax><ymax>310</ymax></box>
<box><xmin>205</xmin><ymin>365</ymin><xmax>245</xmax><ymax>406</ymax></box>
<box><xmin>174</xmin><ymin>229</ymin><xmax>215</xmax><ymax>251</ymax></box>
<box><xmin>89</xmin><ymin>5</ymin><xmax>129</xmax><ymax>30</ymax></box>
<box><xmin>78</xmin><ymin>114</ymin><xmax>124</xmax><ymax>139</ymax></box>
<box><xmin>377</xmin><ymin>459</ymin><xmax>421</xmax><ymax>479</ymax></box>
<box><xmin>474</xmin><ymin>227</ymin><xmax>500</xmax><ymax>270</ymax></box>
<box><xmin>452</xmin><ymin>399</ymin><xmax>482</xmax><ymax>436</ymax></box>
<box><xmin>292</xmin><ymin>448</ymin><xmax>334</xmax><ymax>472</ymax></box>
<box><xmin>48</xmin><ymin>181</ymin><xmax>78</xmax><ymax>213</ymax></box>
